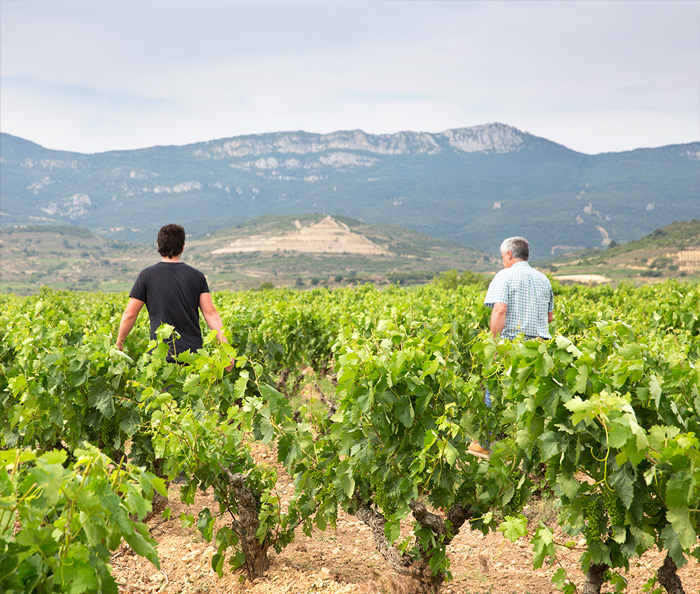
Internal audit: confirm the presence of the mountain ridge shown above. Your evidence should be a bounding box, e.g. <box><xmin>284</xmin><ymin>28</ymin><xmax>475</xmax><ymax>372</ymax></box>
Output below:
<box><xmin>2</xmin><ymin>123</ymin><xmax>566</xmax><ymax>157</ymax></box>
<box><xmin>2</xmin><ymin>123</ymin><xmax>698</xmax><ymax>260</ymax></box>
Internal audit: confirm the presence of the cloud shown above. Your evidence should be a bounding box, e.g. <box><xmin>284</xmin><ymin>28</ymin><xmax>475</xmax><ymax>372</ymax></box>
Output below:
<box><xmin>1</xmin><ymin>1</ymin><xmax>698</xmax><ymax>154</ymax></box>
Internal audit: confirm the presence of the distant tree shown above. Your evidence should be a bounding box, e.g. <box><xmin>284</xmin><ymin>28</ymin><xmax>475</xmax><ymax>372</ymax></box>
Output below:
<box><xmin>432</xmin><ymin>269</ymin><xmax>489</xmax><ymax>290</ymax></box>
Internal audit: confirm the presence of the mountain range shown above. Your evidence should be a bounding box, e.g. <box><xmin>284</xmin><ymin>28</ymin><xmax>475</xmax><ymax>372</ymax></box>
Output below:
<box><xmin>2</xmin><ymin>123</ymin><xmax>699</xmax><ymax>259</ymax></box>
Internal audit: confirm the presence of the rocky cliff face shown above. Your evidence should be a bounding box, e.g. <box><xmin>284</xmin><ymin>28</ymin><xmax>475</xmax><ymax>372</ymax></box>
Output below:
<box><xmin>193</xmin><ymin>123</ymin><xmax>529</xmax><ymax>159</ymax></box>
<box><xmin>441</xmin><ymin>123</ymin><xmax>527</xmax><ymax>153</ymax></box>
<box><xmin>186</xmin><ymin>123</ymin><xmax>532</xmax><ymax>181</ymax></box>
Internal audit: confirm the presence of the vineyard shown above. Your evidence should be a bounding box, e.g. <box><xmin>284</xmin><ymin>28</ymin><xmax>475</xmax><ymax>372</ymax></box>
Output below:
<box><xmin>1</xmin><ymin>280</ymin><xmax>699</xmax><ymax>594</ymax></box>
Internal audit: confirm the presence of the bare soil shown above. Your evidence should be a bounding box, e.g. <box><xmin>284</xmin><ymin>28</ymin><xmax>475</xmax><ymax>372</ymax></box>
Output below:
<box><xmin>553</xmin><ymin>274</ymin><xmax>612</xmax><ymax>285</ymax></box>
<box><xmin>111</xmin><ymin>443</ymin><xmax>699</xmax><ymax>594</ymax></box>
<box><xmin>210</xmin><ymin>217</ymin><xmax>391</xmax><ymax>257</ymax></box>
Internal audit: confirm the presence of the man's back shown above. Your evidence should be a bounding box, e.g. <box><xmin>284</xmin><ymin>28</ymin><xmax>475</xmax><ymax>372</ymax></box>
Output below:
<box><xmin>484</xmin><ymin>261</ymin><xmax>553</xmax><ymax>339</ymax></box>
<box><xmin>130</xmin><ymin>261</ymin><xmax>209</xmax><ymax>355</ymax></box>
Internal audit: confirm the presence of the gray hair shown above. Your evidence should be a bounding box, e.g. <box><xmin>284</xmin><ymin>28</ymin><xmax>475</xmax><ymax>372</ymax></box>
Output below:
<box><xmin>500</xmin><ymin>237</ymin><xmax>529</xmax><ymax>261</ymax></box>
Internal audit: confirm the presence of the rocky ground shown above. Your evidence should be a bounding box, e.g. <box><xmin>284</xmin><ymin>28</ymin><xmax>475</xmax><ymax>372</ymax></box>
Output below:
<box><xmin>110</xmin><ymin>441</ymin><xmax>699</xmax><ymax>594</ymax></box>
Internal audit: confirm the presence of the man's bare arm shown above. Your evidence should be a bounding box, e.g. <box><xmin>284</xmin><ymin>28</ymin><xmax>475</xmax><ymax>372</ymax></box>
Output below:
<box><xmin>199</xmin><ymin>292</ymin><xmax>234</xmax><ymax>370</ymax></box>
<box><xmin>116</xmin><ymin>298</ymin><xmax>144</xmax><ymax>350</ymax></box>
<box><xmin>490</xmin><ymin>302</ymin><xmax>507</xmax><ymax>338</ymax></box>
<box><xmin>199</xmin><ymin>293</ymin><xmax>226</xmax><ymax>341</ymax></box>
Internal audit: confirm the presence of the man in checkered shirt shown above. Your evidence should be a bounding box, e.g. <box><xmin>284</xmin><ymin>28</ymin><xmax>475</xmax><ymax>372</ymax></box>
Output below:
<box><xmin>484</xmin><ymin>236</ymin><xmax>554</xmax><ymax>340</ymax></box>
<box><xmin>469</xmin><ymin>237</ymin><xmax>553</xmax><ymax>459</ymax></box>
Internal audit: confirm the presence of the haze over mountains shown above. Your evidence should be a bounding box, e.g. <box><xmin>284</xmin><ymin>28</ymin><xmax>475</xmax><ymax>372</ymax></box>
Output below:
<box><xmin>2</xmin><ymin>123</ymin><xmax>698</xmax><ymax>259</ymax></box>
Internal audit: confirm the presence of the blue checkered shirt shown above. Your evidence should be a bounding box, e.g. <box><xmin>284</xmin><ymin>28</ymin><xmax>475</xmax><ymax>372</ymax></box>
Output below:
<box><xmin>484</xmin><ymin>261</ymin><xmax>553</xmax><ymax>340</ymax></box>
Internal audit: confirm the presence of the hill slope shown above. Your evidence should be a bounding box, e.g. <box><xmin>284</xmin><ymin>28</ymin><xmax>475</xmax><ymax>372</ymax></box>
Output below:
<box><xmin>544</xmin><ymin>220</ymin><xmax>700</xmax><ymax>283</ymax></box>
<box><xmin>0</xmin><ymin>216</ymin><xmax>497</xmax><ymax>294</ymax></box>
<box><xmin>2</xmin><ymin>124</ymin><xmax>699</xmax><ymax>260</ymax></box>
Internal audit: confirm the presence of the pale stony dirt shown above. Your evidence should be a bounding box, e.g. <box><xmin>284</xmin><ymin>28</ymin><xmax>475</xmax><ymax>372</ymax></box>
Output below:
<box><xmin>111</xmin><ymin>442</ymin><xmax>700</xmax><ymax>594</ymax></box>
<box><xmin>553</xmin><ymin>274</ymin><xmax>612</xmax><ymax>285</ymax></box>
<box><xmin>210</xmin><ymin>217</ymin><xmax>391</xmax><ymax>257</ymax></box>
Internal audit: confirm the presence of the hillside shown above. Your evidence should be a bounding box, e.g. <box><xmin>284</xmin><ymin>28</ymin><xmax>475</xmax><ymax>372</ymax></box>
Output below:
<box><xmin>2</xmin><ymin>124</ymin><xmax>699</xmax><ymax>260</ymax></box>
<box><xmin>542</xmin><ymin>219</ymin><xmax>700</xmax><ymax>284</ymax></box>
<box><xmin>0</xmin><ymin>216</ymin><xmax>497</xmax><ymax>294</ymax></box>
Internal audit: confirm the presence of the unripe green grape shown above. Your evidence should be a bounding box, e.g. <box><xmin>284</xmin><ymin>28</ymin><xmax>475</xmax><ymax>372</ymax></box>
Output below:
<box><xmin>373</xmin><ymin>480</ymin><xmax>398</xmax><ymax>515</ymax></box>
<box><xmin>584</xmin><ymin>495</ymin><xmax>606</xmax><ymax>539</ymax></box>
<box><xmin>100</xmin><ymin>423</ymin><xmax>111</xmax><ymax>448</ymax></box>
<box><xmin>602</xmin><ymin>488</ymin><xmax>624</xmax><ymax>526</ymax></box>
<box><xmin>506</xmin><ymin>470</ymin><xmax>524</xmax><ymax>514</ymax></box>
<box><xmin>308</xmin><ymin>467</ymin><xmax>324</xmax><ymax>485</ymax></box>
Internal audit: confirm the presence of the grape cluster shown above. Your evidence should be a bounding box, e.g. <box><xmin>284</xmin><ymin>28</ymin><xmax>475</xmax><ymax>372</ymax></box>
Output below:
<box><xmin>602</xmin><ymin>488</ymin><xmax>624</xmax><ymax>526</ymax></box>
<box><xmin>373</xmin><ymin>480</ymin><xmax>399</xmax><ymax>515</ymax></box>
<box><xmin>308</xmin><ymin>467</ymin><xmax>325</xmax><ymax>486</ymax></box>
<box><xmin>308</xmin><ymin>467</ymin><xmax>335</xmax><ymax>512</ymax></box>
<box><xmin>584</xmin><ymin>495</ymin><xmax>607</xmax><ymax>539</ymax></box>
<box><xmin>100</xmin><ymin>423</ymin><xmax>111</xmax><ymax>447</ymax></box>
<box><xmin>505</xmin><ymin>471</ymin><xmax>524</xmax><ymax>514</ymax></box>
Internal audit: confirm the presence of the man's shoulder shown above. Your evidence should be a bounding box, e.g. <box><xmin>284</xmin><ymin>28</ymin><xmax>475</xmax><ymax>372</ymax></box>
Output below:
<box><xmin>179</xmin><ymin>262</ymin><xmax>206</xmax><ymax>278</ymax></box>
<box><xmin>134</xmin><ymin>262</ymin><xmax>165</xmax><ymax>279</ymax></box>
<box><xmin>513</xmin><ymin>261</ymin><xmax>549</xmax><ymax>279</ymax></box>
<box><xmin>490</xmin><ymin>267</ymin><xmax>511</xmax><ymax>282</ymax></box>
<box><xmin>526</xmin><ymin>264</ymin><xmax>552</xmax><ymax>284</ymax></box>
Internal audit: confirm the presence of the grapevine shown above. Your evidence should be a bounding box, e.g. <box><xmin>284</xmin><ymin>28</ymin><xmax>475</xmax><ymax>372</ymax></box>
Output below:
<box><xmin>0</xmin><ymin>280</ymin><xmax>698</xmax><ymax>594</ymax></box>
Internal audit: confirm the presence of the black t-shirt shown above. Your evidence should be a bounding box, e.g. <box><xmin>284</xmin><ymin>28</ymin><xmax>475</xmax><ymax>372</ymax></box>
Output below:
<box><xmin>129</xmin><ymin>262</ymin><xmax>210</xmax><ymax>358</ymax></box>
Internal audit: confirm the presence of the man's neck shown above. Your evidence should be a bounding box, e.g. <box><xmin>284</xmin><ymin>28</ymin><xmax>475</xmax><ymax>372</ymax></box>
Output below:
<box><xmin>505</xmin><ymin>258</ymin><xmax>526</xmax><ymax>269</ymax></box>
<box><xmin>161</xmin><ymin>255</ymin><xmax>182</xmax><ymax>263</ymax></box>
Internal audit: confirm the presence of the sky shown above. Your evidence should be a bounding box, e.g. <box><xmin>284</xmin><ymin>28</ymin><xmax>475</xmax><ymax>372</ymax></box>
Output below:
<box><xmin>1</xmin><ymin>0</ymin><xmax>699</xmax><ymax>155</ymax></box>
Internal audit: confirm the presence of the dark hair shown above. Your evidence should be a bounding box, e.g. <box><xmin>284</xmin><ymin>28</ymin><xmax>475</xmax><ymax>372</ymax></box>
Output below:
<box><xmin>500</xmin><ymin>236</ymin><xmax>529</xmax><ymax>261</ymax></box>
<box><xmin>157</xmin><ymin>224</ymin><xmax>186</xmax><ymax>258</ymax></box>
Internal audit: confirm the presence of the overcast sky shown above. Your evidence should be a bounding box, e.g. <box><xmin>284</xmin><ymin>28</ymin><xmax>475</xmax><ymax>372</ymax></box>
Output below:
<box><xmin>1</xmin><ymin>0</ymin><xmax>698</xmax><ymax>155</ymax></box>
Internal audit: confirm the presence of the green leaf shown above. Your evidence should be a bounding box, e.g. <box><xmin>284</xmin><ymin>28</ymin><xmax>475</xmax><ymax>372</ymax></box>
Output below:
<box><xmin>609</xmin><ymin>464</ymin><xmax>635</xmax><ymax>509</ymax></box>
<box><xmin>618</xmin><ymin>343</ymin><xmax>642</xmax><ymax>360</ymax></box>
<box><xmin>573</xmin><ymin>365</ymin><xmax>589</xmax><ymax>394</ymax></box>
<box><xmin>538</xmin><ymin>431</ymin><xmax>564</xmax><ymax>460</ymax></box>
<box><xmin>648</xmin><ymin>375</ymin><xmax>663</xmax><ymax>408</ymax></box>
<box><xmin>123</xmin><ymin>525</ymin><xmax>160</xmax><ymax>568</ymax></box>
<box><xmin>337</xmin><ymin>461</ymin><xmax>355</xmax><ymax>498</ymax></box>
<box><xmin>90</xmin><ymin>390</ymin><xmax>115</xmax><ymax>419</ymax></box>
<box><xmin>56</xmin><ymin>555</ymin><xmax>97</xmax><ymax>594</ymax></box>
<box><xmin>498</xmin><ymin>515</ymin><xmax>527</xmax><ymax>542</ymax></box>
<box><xmin>396</xmin><ymin>396</ymin><xmax>414</xmax><ymax>428</ymax></box>
<box><xmin>555</xmin><ymin>335</ymin><xmax>582</xmax><ymax>357</ymax></box>
<box><xmin>608</xmin><ymin>418</ymin><xmax>632</xmax><ymax>449</ymax></box>
<box><xmin>384</xmin><ymin>519</ymin><xmax>401</xmax><ymax>544</ymax></box>
<box><xmin>588</xmin><ymin>538</ymin><xmax>613</xmax><ymax>566</ymax></box>
<box><xmin>535</xmin><ymin>350</ymin><xmax>555</xmax><ymax>377</ymax></box>
<box><xmin>532</xmin><ymin>526</ymin><xmax>554</xmax><ymax>569</ymax></box>
<box><xmin>661</xmin><ymin>524</ymin><xmax>686</xmax><ymax>566</ymax></box>
<box><xmin>442</xmin><ymin>440</ymin><xmax>458</xmax><ymax>467</ymax></box>
<box><xmin>564</xmin><ymin>396</ymin><xmax>596</xmax><ymax>425</ymax></box>
<box><xmin>421</xmin><ymin>357</ymin><xmax>440</xmax><ymax>378</ymax></box>
<box><xmin>234</xmin><ymin>371</ymin><xmax>249</xmax><ymax>401</ymax></box>
<box><xmin>667</xmin><ymin>508</ymin><xmax>697</xmax><ymax>550</ymax></box>
<box><xmin>183</xmin><ymin>373</ymin><xmax>202</xmax><ymax>394</ymax></box>
<box><xmin>423</xmin><ymin>429</ymin><xmax>438</xmax><ymax>450</ymax></box>
<box><xmin>556</xmin><ymin>472</ymin><xmax>579</xmax><ymax>499</ymax></box>
<box><xmin>551</xmin><ymin>567</ymin><xmax>569</xmax><ymax>590</ymax></box>
<box><xmin>666</xmin><ymin>473</ymin><xmax>692</xmax><ymax>508</ymax></box>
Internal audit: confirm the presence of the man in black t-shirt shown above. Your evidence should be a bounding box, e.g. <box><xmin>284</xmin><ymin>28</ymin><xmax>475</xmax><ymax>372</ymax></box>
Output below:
<box><xmin>116</xmin><ymin>224</ymin><xmax>233</xmax><ymax>369</ymax></box>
